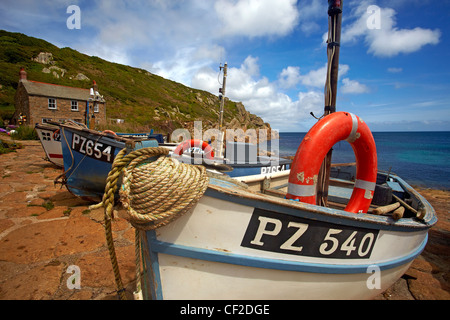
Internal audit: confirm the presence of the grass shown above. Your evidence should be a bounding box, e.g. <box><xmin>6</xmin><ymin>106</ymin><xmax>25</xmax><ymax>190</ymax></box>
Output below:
<box><xmin>0</xmin><ymin>30</ymin><xmax>265</xmax><ymax>134</ymax></box>
<box><xmin>0</xmin><ymin>137</ymin><xmax>22</xmax><ymax>154</ymax></box>
<box><xmin>42</xmin><ymin>200</ymin><xmax>54</xmax><ymax>211</ymax></box>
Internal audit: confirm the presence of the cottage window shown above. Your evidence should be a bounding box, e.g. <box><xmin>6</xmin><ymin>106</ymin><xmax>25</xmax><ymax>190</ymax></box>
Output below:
<box><xmin>48</xmin><ymin>98</ymin><xmax>57</xmax><ymax>110</ymax></box>
<box><xmin>71</xmin><ymin>100</ymin><xmax>79</xmax><ymax>111</ymax></box>
<box><xmin>93</xmin><ymin>103</ymin><xmax>99</xmax><ymax>113</ymax></box>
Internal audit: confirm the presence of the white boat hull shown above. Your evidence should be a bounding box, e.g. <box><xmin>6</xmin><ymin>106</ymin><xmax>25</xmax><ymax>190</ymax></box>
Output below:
<box><xmin>35</xmin><ymin>124</ymin><xmax>63</xmax><ymax>167</ymax></box>
<box><xmin>143</xmin><ymin>178</ymin><xmax>432</xmax><ymax>300</ymax></box>
<box><xmin>155</xmin><ymin>253</ymin><xmax>412</xmax><ymax>300</ymax></box>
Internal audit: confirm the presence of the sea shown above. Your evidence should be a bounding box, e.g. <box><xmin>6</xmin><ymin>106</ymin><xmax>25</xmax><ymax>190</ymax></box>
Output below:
<box><xmin>275</xmin><ymin>131</ymin><xmax>450</xmax><ymax>191</ymax></box>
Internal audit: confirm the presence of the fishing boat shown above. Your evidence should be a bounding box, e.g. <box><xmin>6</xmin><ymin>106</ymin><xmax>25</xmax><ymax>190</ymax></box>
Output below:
<box><xmin>171</xmin><ymin>138</ymin><xmax>291</xmax><ymax>178</ymax></box>
<box><xmin>35</xmin><ymin>120</ymin><xmax>164</xmax><ymax>170</ymax></box>
<box><xmin>56</xmin><ymin>117</ymin><xmax>290</xmax><ymax>201</ymax></box>
<box><xmin>55</xmin><ymin>122</ymin><xmax>166</xmax><ymax>201</ymax></box>
<box><xmin>96</xmin><ymin>1</ymin><xmax>436</xmax><ymax>300</ymax></box>
<box><xmin>124</xmin><ymin>111</ymin><xmax>435</xmax><ymax>300</ymax></box>
<box><xmin>35</xmin><ymin>122</ymin><xmax>64</xmax><ymax>167</ymax></box>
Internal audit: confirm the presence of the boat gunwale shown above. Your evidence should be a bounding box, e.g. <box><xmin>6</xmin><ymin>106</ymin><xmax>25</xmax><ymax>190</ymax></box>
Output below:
<box><xmin>207</xmin><ymin>175</ymin><xmax>437</xmax><ymax>232</ymax></box>
<box><xmin>58</xmin><ymin>122</ymin><xmax>152</xmax><ymax>144</ymax></box>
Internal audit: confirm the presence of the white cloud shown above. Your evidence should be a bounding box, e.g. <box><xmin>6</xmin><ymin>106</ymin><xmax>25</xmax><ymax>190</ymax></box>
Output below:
<box><xmin>342</xmin><ymin>1</ymin><xmax>441</xmax><ymax>57</ymax></box>
<box><xmin>298</xmin><ymin>64</ymin><xmax>349</xmax><ymax>88</ymax></box>
<box><xmin>191</xmin><ymin>58</ymin><xmax>371</xmax><ymax>129</ymax></box>
<box><xmin>278</xmin><ymin>66</ymin><xmax>301</xmax><ymax>89</ymax></box>
<box><xmin>151</xmin><ymin>45</ymin><xmax>226</xmax><ymax>87</ymax></box>
<box><xmin>191</xmin><ymin>56</ymin><xmax>325</xmax><ymax>130</ymax></box>
<box><xmin>341</xmin><ymin>78</ymin><xmax>370</xmax><ymax>94</ymax></box>
<box><xmin>214</xmin><ymin>0</ymin><xmax>299</xmax><ymax>37</ymax></box>
<box><xmin>387</xmin><ymin>67</ymin><xmax>403</xmax><ymax>73</ymax></box>
<box><xmin>297</xmin><ymin>0</ymin><xmax>327</xmax><ymax>34</ymax></box>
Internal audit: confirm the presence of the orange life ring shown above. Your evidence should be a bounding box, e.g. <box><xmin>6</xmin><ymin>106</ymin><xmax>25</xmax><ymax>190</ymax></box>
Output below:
<box><xmin>103</xmin><ymin>130</ymin><xmax>117</xmax><ymax>136</ymax></box>
<box><xmin>173</xmin><ymin>139</ymin><xmax>215</xmax><ymax>160</ymax></box>
<box><xmin>286</xmin><ymin>112</ymin><xmax>377</xmax><ymax>213</ymax></box>
<box><xmin>52</xmin><ymin>129</ymin><xmax>60</xmax><ymax>140</ymax></box>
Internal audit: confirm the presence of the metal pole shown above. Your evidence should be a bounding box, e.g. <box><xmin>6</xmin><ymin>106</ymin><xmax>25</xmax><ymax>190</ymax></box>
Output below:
<box><xmin>317</xmin><ymin>0</ymin><xmax>343</xmax><ymax>206</ymax></box>
<box><xmin>86</xmin><ymin>100</ymin><xmax>90</xmax><ymax>128</ymax></box>
<box><xmin>217</xmin><ymin>62</ymin><xmax>227</xmax><ymax>158</ymax></box>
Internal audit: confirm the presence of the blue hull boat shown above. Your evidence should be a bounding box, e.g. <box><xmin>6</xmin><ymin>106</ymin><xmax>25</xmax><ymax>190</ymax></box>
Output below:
<box><xmin>56</xmin><ymin>123</ymin><xmax>291</xmax><ymax>201</ymax></box>
<box><xmin>57</xmin><ymin>123</ymin><xmax>165</xmax><ymax>201</ymax></box>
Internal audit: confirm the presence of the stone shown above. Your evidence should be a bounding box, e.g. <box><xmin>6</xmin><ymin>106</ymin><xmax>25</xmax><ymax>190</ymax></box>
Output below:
<box><xmin>53</xmin><ymin>216</ymin><xmax>105</xmax><ymax>257</ymax></box>
<box><xmin>0</xmin><ymin>264</ymin><xmax>62</xmax><ymax>300</ymax></box>
<box><xmin>0</xmin><ymin>220</ymin><xmax>67</xmax><ymax>264</ymax></box>
<box><xmin>37</xmin><ymin>206</ymin><xmax>69</xmax><ymax>220</ymax></box>
<box><xmin>0</xmin><ymin>191</ymin><xmax>27</xmax><ymax>203</ymax></box>
<box><xmin>33</xmin><ymin>52</ymin><xmax>53</xmax><ymax>64</ymax></box>
<box><xmin>74</xmin><ymin>245</ymin><xmax>135</xmax><ymax>289</ymax></box>
<box><xmin>0</xmin><ymin>219</ymin><xmax>14</xmax><ymax>234</ymax></box>
<box><xmin>407</xmin><ymin>268</ymin><xmax>450</xmax><ymax>300</ymax></box>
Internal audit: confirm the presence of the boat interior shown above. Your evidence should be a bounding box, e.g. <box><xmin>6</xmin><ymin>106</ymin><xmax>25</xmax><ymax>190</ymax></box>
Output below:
<box><xmin>233</xmin><ymin>163</ymin><xmax>426</xmax><ymax>220</ymax></box>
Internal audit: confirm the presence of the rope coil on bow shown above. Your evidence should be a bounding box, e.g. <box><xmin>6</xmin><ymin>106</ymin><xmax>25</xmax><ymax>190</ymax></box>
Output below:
<box><xmin>90</xmin><ymin>146</ymin><xmax>209</xmax><ymax>299</ymax></box>
<box><xmin>119</xmin><ymin>150</ymin><xmax>209</xmax><ymax>230</ymax></box>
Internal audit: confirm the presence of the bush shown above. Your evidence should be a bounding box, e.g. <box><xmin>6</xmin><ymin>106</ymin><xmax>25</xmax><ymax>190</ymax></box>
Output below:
<box><xmin>10</xmin><ymin>125</ymin><xmax>39</xmax><ymax>140</ymax></box>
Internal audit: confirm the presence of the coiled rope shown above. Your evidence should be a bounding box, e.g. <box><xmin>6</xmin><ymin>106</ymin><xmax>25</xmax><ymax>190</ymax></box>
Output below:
<box><xmin>90</xmin><ymin>146</ymin><xmax>209</xmax><ymax>300</ymax></box>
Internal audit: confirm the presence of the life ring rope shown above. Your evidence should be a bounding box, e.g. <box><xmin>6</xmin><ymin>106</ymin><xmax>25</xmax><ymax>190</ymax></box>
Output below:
<box><xmin>286</xmin><ymin>112</ymin><xmax>377</xmax><ymax>213</ymax></box>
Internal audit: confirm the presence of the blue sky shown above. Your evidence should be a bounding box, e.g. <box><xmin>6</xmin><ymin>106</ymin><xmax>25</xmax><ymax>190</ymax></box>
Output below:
<box><xmin>1</xmin><ymin>0</ymin><xmax>449</xmax><ymax>132</ymax></box>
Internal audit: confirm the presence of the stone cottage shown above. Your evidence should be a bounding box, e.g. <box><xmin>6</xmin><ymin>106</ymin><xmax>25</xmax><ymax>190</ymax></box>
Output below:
<box><xmin>13</xmin><ymin>68</ymin><xmax>106</xmax><ymax>127</ymax></box>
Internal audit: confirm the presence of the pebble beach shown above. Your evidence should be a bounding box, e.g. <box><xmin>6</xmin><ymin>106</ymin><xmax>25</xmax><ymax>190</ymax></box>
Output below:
<box><xmin>0</xmin><ymin>136</ymin><xmax>449</xmax><ymax>300</ymax></box>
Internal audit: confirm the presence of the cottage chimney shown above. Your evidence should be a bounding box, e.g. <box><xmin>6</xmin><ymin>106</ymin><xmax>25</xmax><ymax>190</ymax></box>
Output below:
<box><xmin>19</xmin><ymin>67</ymin><xmax>27</xmax><ymax>81</ymax></box>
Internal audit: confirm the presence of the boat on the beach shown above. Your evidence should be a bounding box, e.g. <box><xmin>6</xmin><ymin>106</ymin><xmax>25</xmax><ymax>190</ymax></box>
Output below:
<box><xmin>35</xmin><ymin>122</ymin><xmax>64</xmax><ymax>167</ymax></box>
<box><xmin>93</xmin><ymin>1</ymin><xmax>436</xmax><ymax>300</ymax></box>
<box><xmin>56</xmin><ymin>120</ymin><xmax>291</xmax><ymax>201</ymax></box>
<box><xmin>54</xmin><ymin>122</ymin><xmax>166</xmax><ymax>201</ymax></box>
<box><xmin>118</xmin><ymin>111</ymin><xmax>435</xmax><ymax>300</ymax></box>
<box><xmin>171</xmin><ymin>138</ymin><xmax>291</xmax><ymax>178</ymax></box>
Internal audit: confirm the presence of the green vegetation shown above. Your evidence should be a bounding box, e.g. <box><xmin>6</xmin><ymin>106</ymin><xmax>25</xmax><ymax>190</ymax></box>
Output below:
<box><xmin>0</xmin><ymin>137</ymin><xmax>22</xmax><ymax>154</ymax></box>
<box><xmin>42</xmin><ymin>200</ymin><xmax>55</xmax><ymax>211</ymax></box>
<box><xmin>10</xmin><ymin>125</ymin><xmax>38</xmax><ymax>140</ymax></box>
<box><xmin>0</xmin><ymin>30</ymin><xmax>254</xmax><ymax>134</ymax></box>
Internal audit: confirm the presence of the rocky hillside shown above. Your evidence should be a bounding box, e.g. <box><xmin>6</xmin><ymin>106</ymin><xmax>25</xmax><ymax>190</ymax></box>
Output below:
<box><xmin>0</xmin><ymin>30</ymin><xmax>273</xmax><ymax>137</ymax></box>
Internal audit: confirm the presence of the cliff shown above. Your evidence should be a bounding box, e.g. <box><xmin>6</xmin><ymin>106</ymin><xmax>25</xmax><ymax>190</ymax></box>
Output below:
<box><xmin>0</xmin><ymin>30</ymin><xmax>272</xmax><ymax>138</ymax></box>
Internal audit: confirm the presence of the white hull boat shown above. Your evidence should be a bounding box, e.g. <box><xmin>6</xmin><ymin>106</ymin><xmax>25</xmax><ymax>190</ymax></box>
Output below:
<box><xmin>105</xmin><ymin>111</ymin><xmax>436</xmax><ymax>300</ymax></box>
<box><xmin>35</xmin><ymin>123</ymin><xmax>64</xmax><ymax>167</ymax></box>
<box><xmin>94</xmin><ymin>3</ymin><xmax>436</xmax><ymax>300</ymax></box>
<box><xmin>140</xmin><ymin>170</ymin><xmax>434</xmax><ymax>300</ymax></box>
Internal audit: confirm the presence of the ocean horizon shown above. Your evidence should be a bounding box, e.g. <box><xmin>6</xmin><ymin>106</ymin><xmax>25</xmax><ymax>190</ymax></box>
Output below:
<box><xmin>276</xmin><ymin>131</ymin><xmax>450</xmax><ymax>191</ymax></box>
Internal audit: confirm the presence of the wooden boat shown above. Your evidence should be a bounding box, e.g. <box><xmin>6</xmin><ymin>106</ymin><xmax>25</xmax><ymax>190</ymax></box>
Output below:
<box><xmin>55</xmin><ymin>122</ymin><xmax>166</xmax><ymax>201</ymax></box>
<box><xmin>56</xmin><ymin>121</ymin><xmax>291</xmax><ymax>201</ymax></box>
<box><xmin>99</xmin><ymin>2</ymin><xmax>436</xmax><ymax>300</ymax></box>
<box><xmin>171</xmin><ymin>139</ymin><xmax>291</xmax><ymax>178</ymax></box>
<box><xmin>35</xmin><ymin>122</ymin><xmax>64</xmax><ymax>167</ymax></box>
<box><xmin>35</xmin><ymin>121</ymin><xmax>163</xmax><ymax>171</ymax></box>
<box><xmin>130</xmin><ymin>111</ymin><xmax>436</xmax><ymax>300</ymax></box>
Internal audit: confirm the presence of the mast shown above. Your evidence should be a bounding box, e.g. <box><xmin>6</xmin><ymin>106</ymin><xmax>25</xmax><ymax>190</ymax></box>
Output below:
<box><xmin>217</xmin><ymin>62</ymin><xmax>227</xmax><ymax>158</ymax></box>
<box><xmin>317</xmin><ymin>0</ymin><xmax>343</xmax><ymax>206</ymax></box>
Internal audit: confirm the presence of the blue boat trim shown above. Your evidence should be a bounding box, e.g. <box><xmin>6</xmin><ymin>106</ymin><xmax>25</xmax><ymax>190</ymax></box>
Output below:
<box><xmin>147</xmin><ymin>232</ymin><xmax>427</xmax><ymax>275</ymax></box>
